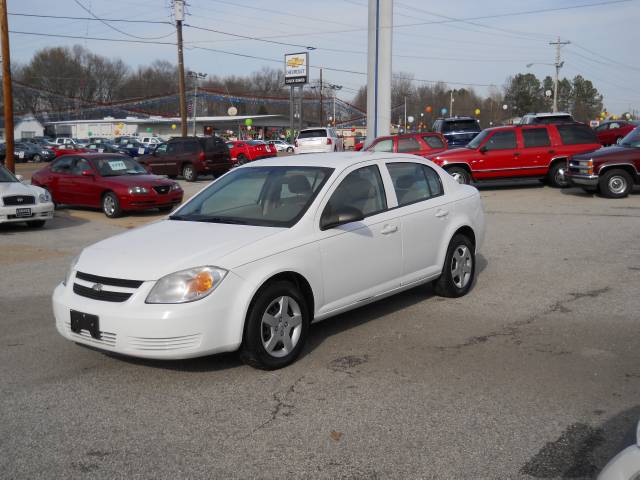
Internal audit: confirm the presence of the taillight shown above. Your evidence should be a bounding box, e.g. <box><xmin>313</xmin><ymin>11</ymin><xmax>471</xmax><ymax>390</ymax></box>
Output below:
<box><xmin>327</xmin><ymin>137</ymin><xmax>332</xmax><ymax>145</ymax></box>
<box><xmin>198</xmin><ymin>152</ymin><xmax>205</xmax><ymax>161</ymax></box>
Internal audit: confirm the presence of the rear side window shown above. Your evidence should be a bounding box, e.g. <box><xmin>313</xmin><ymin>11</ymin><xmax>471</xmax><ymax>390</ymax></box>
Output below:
<box><xmin>485</xmin><ymin>131</ymin><xmax>517</xmax><ymax>150</ymax></box>
<box><xmin>325</xmin><ymin>165</ymin><xmax>387</xmax><ymax>218</ymax></box>
<box><xmin>522</xmin><ymin>128</ymin><xmax>551</xmax><ymax>148</ymax></box>
<box><xmin>298</xmin><ymin>129</ymin><xmax>327</xmax><ymax>139</ymax></box>
<box><xmin>422</xmin><ymin>135</ymin><xmax>445</xmax><ymax>149</ymax></box>
<box><xmin>387</xmin><ymin>162</ymin><xmax>444</xmax><ymax>206</ymax></box>
<box><xmin>397</xmin><ymin>137</ymin><xmax>421</xmax><ymax>153</ymax></box>
<box><xmin>556</xmin><ymin>124</ymin><xmax>598</xmax><ymax>145</ymax></box>
<box><xmin>167</xmin><ymin>142</ymin><xmax>182</xmax><ymax>154</ymax></box>
<box><xmin>369</xmin><ymin>139</ymin><xmax>393</xmax><ymax>153</ymax></box>
<box><xmin>183</xmin><ymin>141</ymin><xmax>201</xmax><ymax>154</ymax></box>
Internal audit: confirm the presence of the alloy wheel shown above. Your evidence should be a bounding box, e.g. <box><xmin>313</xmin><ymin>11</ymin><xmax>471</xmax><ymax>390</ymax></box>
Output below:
<box><xmin>450</xmin><ymin>245</ymin><xmax>473</xmax><ymax>289</ymax></box>
<box><xmin>608</xmin><ymin>175</ymin><xmax>627</xmax><ymax>195</ymax></box>
<box><xmin>103</xmin><ymin>195</ymin><xmax>116</xmax><ymax>216</ymax></box>
<box><xmin>260</xmin><ymin>296</ymin><xmax>303</xmax><ymax>358</ymax></box>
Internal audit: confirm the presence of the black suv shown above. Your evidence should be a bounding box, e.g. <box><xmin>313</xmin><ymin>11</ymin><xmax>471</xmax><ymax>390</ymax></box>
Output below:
<box><xmin>137</xmin><ymin>136</ymin><xmax>232</xmax><ymax>181</ymax></box>
<box><xmin>432</xmin><ymin>117</ymin><xmax>481</xmax><ymax>148</ymax></box>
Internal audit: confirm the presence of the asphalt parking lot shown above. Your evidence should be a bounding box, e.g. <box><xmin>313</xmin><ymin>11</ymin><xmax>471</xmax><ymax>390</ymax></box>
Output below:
<box><xmin>1</xmin><ymin>165</ymin><xmax>639</xmax><ymax>479</ymax></box>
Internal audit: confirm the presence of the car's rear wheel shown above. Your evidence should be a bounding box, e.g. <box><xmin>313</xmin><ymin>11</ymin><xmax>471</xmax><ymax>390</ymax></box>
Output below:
<box><xmin>26</xmin><ymin>220</ymin><xmax>46</xmax><ymax>228</ymax></box>
<box><xmin>434</xmin><ymin>234</ymin><xmax>475</xmax><ymax>298</ymax></box>
<box><xmin>236</xmin><ymin>154</ymin><xmax>248</xmax><ymax>165</ymax></box>
<box><xmin>286</xmin><ymin>147</ymin><xmax>294</xmax><ymax>153</ymax></box>
<box><xmin>446</xmin><ymin>166</ymin><xmax>471</xmax><ymax>185</ymax></box>
<box><xmin>240</xmin><ymin>281</ymin><xmax>309</xmax><ymax>370</ymax></box>
<box><xmin>599</xmin><ymin>169</ymin><xmax>633</xmax><ymax>198</ymax></box>
<box><xmin>102</xmin><ymin>192</ymin><xmax>122</xmax><ymax>218</ymax></box>
<box><xmin>547</xmin><ymin>161</ymin><xmax>569</xmax><ymax>188</ymax></box>
<box><xmin>182</xmin><ymin>163</ymin><xmax>197</xmax><ymax>182</ymax></box>
<box><xmin>32</xmin><ymin>154</ymin><xmax>41</xmax><ymax>163</ymax></box>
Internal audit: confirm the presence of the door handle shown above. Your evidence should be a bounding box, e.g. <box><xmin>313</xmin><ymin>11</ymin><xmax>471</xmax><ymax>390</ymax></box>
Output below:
<box><xmin>548</xmin><ymin>149</ymin><xmax>556</xmax><ymax>154</ymax></box>
<box><xmin>514</xmin><ymin>152</ymin><xmax>520</xmax><ymax>157</ymax></box>
<box><xmin>435</xmin><ymin>209</ymin><xmax>449</xmax><ymax>218</ymax></box>
<box><xmin>381</xmin><ymin>224</ymin><xmax>398</xmax><ymax>235</ymax></box>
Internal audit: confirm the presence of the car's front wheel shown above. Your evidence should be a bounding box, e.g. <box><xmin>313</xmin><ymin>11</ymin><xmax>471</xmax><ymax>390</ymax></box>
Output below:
<box><xmin>547</xmin><ymin>161</ymin><xmax>569</xmax><ymax>188</ymax></box>
<box><xmin>32</xmin><ymin>154</ymin><xmax>41</xmax><ymax>162</ymax></box>
<box><xmin>102</xmin><ymin>192</ymin><xmax>122</xmax><ymax>218</ymax></box>
<box><xmin>434</xmin><ymin>234</ymin><xmax>475</xmax><ymax>298</ymax></box>
<box><xmin>599</xmin><ymin>169</ymin><xmax>633</xmax><ymax>198</ymax></box>
<box><xmin>240</xmin><ymin>281</ymin><xmax>309</xmax><ymax>370</ymax></box>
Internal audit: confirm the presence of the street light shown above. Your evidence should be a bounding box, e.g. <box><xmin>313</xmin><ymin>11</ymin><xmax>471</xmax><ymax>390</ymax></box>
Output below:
<box><xmin>526</xmin><ymin>61</ymin><xmax>564</xmax><ymax>112</ymax></box>
<box><xmin>187</xmin><ymin>71</ymin><xmax>207</xmax><ymax>136</ymax></box>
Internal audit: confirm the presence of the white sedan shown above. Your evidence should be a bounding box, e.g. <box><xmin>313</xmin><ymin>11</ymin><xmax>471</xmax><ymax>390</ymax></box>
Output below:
<box><xmin>53</xmin><ymin>153</ymin><xmax>485</xmax><ymax>369</ymax></box>
<box><xmin>267</xmin><ymin>140</ymin><xmax>295</xmax><ymax>153</ymax></box>
<box><xmin>0</xmin><ymin>165</ymin><xmax>54</xmax><ymax>227</ymax></box>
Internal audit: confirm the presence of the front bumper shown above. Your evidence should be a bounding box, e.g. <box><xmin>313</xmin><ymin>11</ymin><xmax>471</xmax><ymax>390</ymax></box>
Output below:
<box><xmin>52</xmin><ymin>270</ymin><xmax>247</xmax><ymax>360</ymax></box>
<box><xmin>0</xmin><ymin>202</ymin><xmax>54</xmax><ymax>223</ymax></box>
<box><xmin>119</xmin><ymin>192</ymin><xmax>183</xmax><ymax>211</ymax></box>
<box><xmin>567</xmin><ymin>173</ymin><xmax>599</xmax><ymax>187</ymax></box>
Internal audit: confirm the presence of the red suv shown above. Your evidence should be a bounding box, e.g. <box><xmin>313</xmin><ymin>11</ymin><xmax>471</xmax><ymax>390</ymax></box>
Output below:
<box><xmin>137</xmin><ymin>136</ymin><xmax>232</xmax><ymax>182</ymax></box>
<box><xmin>426</xmin><ymin>123</ymin><xmax>601</xmax><ymax>187</ymax></box>
<box><xmin>594</xmin><ymin>120</ymin><xmax>637</xmax><ymax>146</ymax></box>
<box><xmin>365</xmin><ymin>133</ymin><xmax>448</xmax><ymax>156</ymax></box>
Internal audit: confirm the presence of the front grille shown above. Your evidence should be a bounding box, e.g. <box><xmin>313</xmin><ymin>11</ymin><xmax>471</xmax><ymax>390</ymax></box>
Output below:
<box><xmin>76</xmin><ymin>271</ymin><xmax>143</xmax><ymax>288</ymax></box>
<box><xmin>73</xmin><ymin>284</ymin><xmax>132</xmax><ymax>302</ymax></box>
<box><xmin>65</xmin><ymin>321</ymin><xmax>117</xmax><ymax>347</ymax></box>
<box><xmin>128</xmin><ymin>334</ymin><xmax>202</xmax><ymax>351</ymax></box>
<box><xmin>153</xmin><ymin>185</ymin><xmax>171</xmax><ymax>194</ymax></box>
<box><xmin>3</xmin><ymin>195</ymin><xmax>35</xmax><ymax>206</ymax></box>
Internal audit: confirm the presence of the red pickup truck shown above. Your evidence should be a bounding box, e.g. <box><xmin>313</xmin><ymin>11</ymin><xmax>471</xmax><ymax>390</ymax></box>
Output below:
<box><xmin>426</xmin><ymin>123</ymin><xmax>601</xmax><ymax>187</ymax></box>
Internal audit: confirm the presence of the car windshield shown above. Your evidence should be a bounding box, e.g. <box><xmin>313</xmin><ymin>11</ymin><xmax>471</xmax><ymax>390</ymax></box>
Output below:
<box><xmin>0</xmin><ymin>166</ymin><xmax>18</xmax><ymax>182</ymax></box>
<box><xmin>171</xmin><ymin>166</ymin><xmax>333</xmax><ymax>227</ymax></box>
<box><xmin>247</xmin><ymin>141</ymin><xmax>264</xmax><ymax>146</ymax></box>
<box><xmin>442</xmin><ymin>120</ymin><xmax>479</xmax><ymax>133</ymax></box>
<box><xmin>466</xmin><ymin>130</ymin><xmax>489</xmax><ymax>149</ymax></box>
<box><xmin>298</xmin><ymin>129</ymin><xmax>327</xmax><ymax>139</ymax></box>
<box><xmin>93</xmin><ymin>157</ymin><xmax>147</xmax><ymax>176</ymax></box>
<box><xmin>620</xmin><ymin>127</ymin><xmax>640</xmax><ymax>148</ymax></box>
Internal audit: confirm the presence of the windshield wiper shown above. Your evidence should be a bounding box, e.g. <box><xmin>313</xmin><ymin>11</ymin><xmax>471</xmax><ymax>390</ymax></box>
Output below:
<box><xmin>197</xmin><ymin>217</ymin><xmax>248</xmax><ymax>225</ymax></box>
<box><xmin>169</xmin><ymin>214</ymin><xmax>188</xmax><ymax>221</ymax></box>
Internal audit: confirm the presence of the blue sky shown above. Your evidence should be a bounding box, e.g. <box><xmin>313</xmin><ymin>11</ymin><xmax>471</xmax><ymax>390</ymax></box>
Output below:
<box><xmin>8</xmin><ymin>0</ymin><xmax>640</xmax><ymax>114</ymax></box>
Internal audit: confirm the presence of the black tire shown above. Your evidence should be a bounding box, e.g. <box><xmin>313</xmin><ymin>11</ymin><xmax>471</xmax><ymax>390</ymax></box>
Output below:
<box><xmin>446</xmin><ymin>166</ymin><xmax>472</xmax><ymax>185</ymax></box>
<box><xmin>240</xmin><ymin>281</ymin><xmax>310</xmax><ymax>370</ymax></box>
<box><xmin>286</xmin><ymin>147</ymin><xmax>294</xmax><ymax>153</ymax></box>
<box><xmin>434</xmin><ymin>234</ymin><xmax>476</xmax><ymax>298</ymax></box>
<box><xmin>599</xmin><ymin>169</ymin><xmax>633</xmax><ymax>198</ymax></box>
<box><xmin>236</xmin><ymin>154</ymin><xmax>247</xmax><ymax>165</ymax></box>
<box><xmin>158</xmin><ymin>205</ymin><xmax>174</xmax><ymax>213</ymax></box>
<box><xmin>32</xmin><ymin>154</ymin><xmax>41</xmax><ymax>163</ymax></box>
<box><xmin>26</xmin><ymin>220</ymin><xmax>46</xmax><ymax>228</ymax></box>
<box><xmin>547</xmin><ymin>161</ymin><xmax>569</xmax><ymax>188</ymax></box>
<box><xmin>182</xmin><ymin>163</ymin><xmax>197</xmax><ymax>182</ymax></box>
<box><xmin>102</xmin><ymin>191</ymin><xmax>122</xmax><ymax>218</ymax></box>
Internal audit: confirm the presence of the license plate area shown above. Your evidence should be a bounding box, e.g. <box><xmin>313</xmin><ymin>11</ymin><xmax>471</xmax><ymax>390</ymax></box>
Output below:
<box><xmin>15</xmin><ymin>208</ymin><xmax>32</xmax><ymax>217</ymax></box>
<box><xmin>70</xmin><ymin>310</ymin><xmax>101</xmax><ymax>339</ymax></box>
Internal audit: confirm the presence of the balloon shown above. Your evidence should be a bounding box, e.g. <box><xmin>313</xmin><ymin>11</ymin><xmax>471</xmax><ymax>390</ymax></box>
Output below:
<box><xmin>474</xmin><ymin>108</ymin><xmax>481</xmax><ymax>115</ymax></box>
<box><xmin>407</xmin><ymin>116</ymin><xmax>414</xmax><ymax>123</ymax></box>
<box><xmin>171</xmin><ymin>124</ymin><xmax>177</xmax><ymax>130</ymax></box>
<box><xmin>244</xmin><ymin>118</ymin><xmax>253</xmax><ymax>126</ymax></box>
<box><xmin>227</xmin><ymin>106</ymin><xmax>238</xmax><ymax>116</ymax></box>
<box><xmin>502</xmin><ymin>104</ymin><xmax>508</xmax><ymax>110</ymax></box>
<box><xmin>351</xmin><ymin>127</ymin><xmax>356</xmax><ymax>132</ymax></box>
<box><xmin>246</xmin><ymin>125</ymin><xmax>252</xmax><ymax>130</ymax></box>
<box><xmin>88</xmin><ymin>131</ymin><xmax>93</xmax><ymax>136</ymax></box>
<box><xmin>146</xmin><ymin>127</ymin><xmax>152</xmax><ymax>132</ymax></box>
<box><xmin>440</xmin><ymin>108</ymin><xmax>448</xmax><ymax>115</ymax></box>
<box><xmin>117</xmin><ymin>123</ymin><xmax>124</xmax><ymax>129</ymax></box>
<box><xmin>425</xmin><ymin>106</ymin><xmax>432</xmax><ymax>113</ymax></box>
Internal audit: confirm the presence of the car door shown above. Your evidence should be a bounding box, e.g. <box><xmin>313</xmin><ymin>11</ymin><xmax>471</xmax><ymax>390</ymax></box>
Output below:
<box><xmin>164</xmin><ymin>141</ymin><xmax>183</xmax><ymax>175</ymax></box>
<box><xmin>69</xmin><ymin>157</ymin><xmax>99</xmax><ymax>206</ymax></box>
<box><xmin>50</xmin><ymin>156</ymin><xmax>77</xmax><ymax>204</ymax></box>
<box><xmin>518</xmin><ymin>127</ymin><xmax>553</xmax><ymax>177</ymax></box>
<box><xmin>386</xmin><ymin>161</ymin><xmax>451</xmax><ymax>284</ymax></box>
<box><xmin>470</xmin><ymin>130</ymin><xmax>519</xmax><ymax>179</ymax></box>
<box><xmin>316</xmin><ymin>163</ymin><xmax>403</xmax><ymax>315</ymax></box>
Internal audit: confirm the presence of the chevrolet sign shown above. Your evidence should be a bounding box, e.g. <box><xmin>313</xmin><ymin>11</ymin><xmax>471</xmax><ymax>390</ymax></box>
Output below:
<box><xmin>284</xmin><ymin>52</ymin><xmax>309</xmax><ymax>85</ymax></box>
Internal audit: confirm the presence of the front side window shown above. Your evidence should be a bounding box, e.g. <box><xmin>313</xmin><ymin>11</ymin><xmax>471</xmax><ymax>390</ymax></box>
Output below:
<box><xmin>368</xmin><ymin>139</ymin><xmax>393</xmax><ymax>153</ymax></box>
<box><xmin>397</xmin><ymin>137</ymin><xmax>421</xmax><ymax>153</ymax></box>
<box><xmin>155</xmin><ymin>143</ymin><xmax>168</xmax><ymax>154</ymax></box>
<box><xmin>522</xmin><ymin>128</ymin><xmax>551</xmax><ymax>148</ymax></box>
<box><xmin>422</xmin><ymin>135</ymin><xmax>445</xmax><ymax>149</ymax></box>
<box><xmin>71</xmin><ymin>158</ymin><xmax>93</xmax><ymax>175</ymax></box>
<box><xmin>323</xmin><ymin>165</ymin><xmax>387</xmax><ymax>219</ymax></box>
<box><xmin>172</xmin><ymin>166</ymin><xmax>332</xmax><ymax>228</ymax></box>
<box><xmin>484</xmin><ymin>131</ymin><xmax>517</xmax><ymax>150</ymax></box>
<box><xmin>51</xmin><ymin>157</ymin><xmax>74</xmax><ymax>173</ymax></box>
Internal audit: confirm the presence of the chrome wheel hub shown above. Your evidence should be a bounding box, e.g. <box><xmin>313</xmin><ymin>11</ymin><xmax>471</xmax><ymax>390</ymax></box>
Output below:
<box><xmin>261</xmin><ymin>296</ymin><xmax>302</xmax><ymax>358</ymax></box>
<box><xmin>451</xmin><ymin>245</ymin><xmax>473</xmax><ymax>289</ymax></box>
<box><xmin>103</xmin><ymin>196</ymin><xmax>115</xmax><ymax>215</ymax></box>
<box><xmin>608</xmin><ymin>176</ymin><xmax>627</xmax><ymax>194</ymax></box>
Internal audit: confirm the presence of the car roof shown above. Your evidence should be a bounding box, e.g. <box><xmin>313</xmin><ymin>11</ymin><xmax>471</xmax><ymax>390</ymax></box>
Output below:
<box><xmin>244</xmin><ymin>151</ymin><xmax>427</xmax><ymax>170</ymax></box>
<box><xmin>524</xmin><ymin>112</ymin><xmax>572</xmax><ymax>117</ymax></box>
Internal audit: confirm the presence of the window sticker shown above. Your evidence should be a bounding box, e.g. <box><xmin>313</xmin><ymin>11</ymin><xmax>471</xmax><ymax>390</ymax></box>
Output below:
<box><xmin>108</xmin><ymin>160</ymin><xmax>127</xmax><ymax>170</ymax></box>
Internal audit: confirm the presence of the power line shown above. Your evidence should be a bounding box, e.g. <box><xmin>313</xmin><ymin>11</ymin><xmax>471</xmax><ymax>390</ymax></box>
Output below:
<box><xmin>72</xmin><ymin>0</ymin><xmax>175</xmax><ymax>40</ymax></box>
<box><xmin>9</xmin><ymin>12</ymin><xmax>172</xmax><ymax>24</ymax></box>
<box><xmin>184</xmin><ymin>23</ymin><xmax>315</xmax><ymax>50</ymax></box>
<box><xmin>10</xmin><ymin>30</ymin><xmax>176</xmax><ymax>45</ymax></box>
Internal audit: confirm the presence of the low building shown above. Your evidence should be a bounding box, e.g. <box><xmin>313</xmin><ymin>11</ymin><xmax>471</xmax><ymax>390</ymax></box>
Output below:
<box><xmin>0</xmin><ymin>116</ymin><xmax>45</xmax><ymax>141</ymax></box>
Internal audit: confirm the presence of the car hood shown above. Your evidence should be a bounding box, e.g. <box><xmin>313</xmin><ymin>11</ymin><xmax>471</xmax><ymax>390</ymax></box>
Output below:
<box><xmin>100</xmin><ymin>174</ymin><xmax>175</xmax><ymax>186</ymax></box>
<box><xmin>0</xmin><ymin>181</ymin><xmax>45</xmax><ymax>197</ymax></box>
<box><xmin>76</xmin><ymin>220</ymin><xmax>285</xmax><ymax>280</ymax></box>
<box><xmin>429</xmin><ymin>147</ymin><xmax>473</xmax><ymax>161</ymax></box>
<box><xmin>573</xmin><ymin>145</ymin><xmax>636</xmax><ymax>161</ymax></box>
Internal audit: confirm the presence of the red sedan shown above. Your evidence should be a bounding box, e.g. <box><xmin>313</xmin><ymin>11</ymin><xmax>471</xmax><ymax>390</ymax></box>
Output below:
<box><xmin>594</xmin><ymin>120</ymin><xmax>637</xmax><ymax>146</ymax></box>
<box><xmin>54</xmin><ymin>144</ymin><xmax>88</xmax><ymax>157</ymax></box>
<box><xmin>226</xmin><ymin>140</ymin><xmax>277</xmax><ymax>164</ymax></box>
<box><xmin>31</xmin><ymin>154</ymin><xmax>183</xmax><ymax>218</ymax></box>
<box><xmin>365</xmin><ymin>133</ymin><xmax>448</xmax><ymax>156</ymax></box>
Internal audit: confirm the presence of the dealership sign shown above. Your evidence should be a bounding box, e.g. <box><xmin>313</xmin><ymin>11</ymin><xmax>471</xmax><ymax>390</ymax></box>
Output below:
<box><xmin>284</xmin><ymin>52</ymin><xmax>309</xmax><ymax>85</ymax></box>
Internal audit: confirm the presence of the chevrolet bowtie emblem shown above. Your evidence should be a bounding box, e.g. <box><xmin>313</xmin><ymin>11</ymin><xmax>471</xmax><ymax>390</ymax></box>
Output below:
<box><xmin>91</xmin><ymin>283</ymin><xmax>103</xmax><ymax>292</ymax></box>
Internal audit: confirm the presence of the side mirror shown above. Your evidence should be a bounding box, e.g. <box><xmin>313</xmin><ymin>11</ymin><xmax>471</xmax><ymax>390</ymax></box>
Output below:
<box><xmin>81</xmin><ymin>170</ymin><xmax>95</xmax><ymax>177</ymax></box>
<box><xmin>616</xmin><ymin>137</ymin><xmax>623</xmax><ymax>145</ymax></box>
<box><xmin>320</xmin><ymin>206</ymin><xmax>364</xmax><ymax>230</ymax></box>
<box><xmin>479</xmin><ymin>145</ymin><xmax>488</xmax><ymax>153</ymax></box>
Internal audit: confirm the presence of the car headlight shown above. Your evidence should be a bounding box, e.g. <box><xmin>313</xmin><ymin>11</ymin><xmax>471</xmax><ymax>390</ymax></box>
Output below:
<box><xmin>128</xmin><ymin>186</ymin><xmax>149</xmax><ymax>194</ymax></box>
<box><xmin>146</xmin><ymin>266</ymin><xmax>227</xmax><ymax>304</ymax></box>
<box><xmin>38</xmin><ymin>191</ymin><xmax>51</xmax><ymax>203</ymax></box>
<box><xmin>41</xmin><ymin>150</ymin><xmax>49</xmax><ymax>155</ymax></box>
<box><xmin>170</xmin><ymin>183</ymin><xmax>182</xmax><ymax>191</ymax></box>
<box><xmin>63</xmin><ymin>255</ymin><xmax>79</xmax><ymax>286</ymax></box>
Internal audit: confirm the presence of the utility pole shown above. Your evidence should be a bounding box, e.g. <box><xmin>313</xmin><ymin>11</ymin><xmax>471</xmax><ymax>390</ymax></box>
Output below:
<box><xmin>550</xmin><ymin>36</ymin><xmax>570</xmax><ymax>113</ymax></box>
<box><xmin>450</xmin><ymin>90</ymin><xmax>454</xmax><ymax>117</ymax></box>
<box><xmin>175</xmin><ymin>0</ymin><xmax>187</xmax><ymax>137</ymax></box>
<box><xmin>403</xmin><ymin>96</ymin><xmax>407</xmax><ymax>133</ymax></box>
<box><xmin>319</xmin><ymin>68</ymin><xmax>323</xmax><ymax>126</ymax></box>
<box><xmin>1</xmin><ymin>0</ymin><xmax>14</xmax><ymax>172</ymax></box>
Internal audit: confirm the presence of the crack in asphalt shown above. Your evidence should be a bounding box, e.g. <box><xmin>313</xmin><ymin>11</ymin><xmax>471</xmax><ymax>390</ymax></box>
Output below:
<box><xmin>438</xmin><ymin>287</ymin><xmax>611</xmax><ymax>351</ymax></box>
